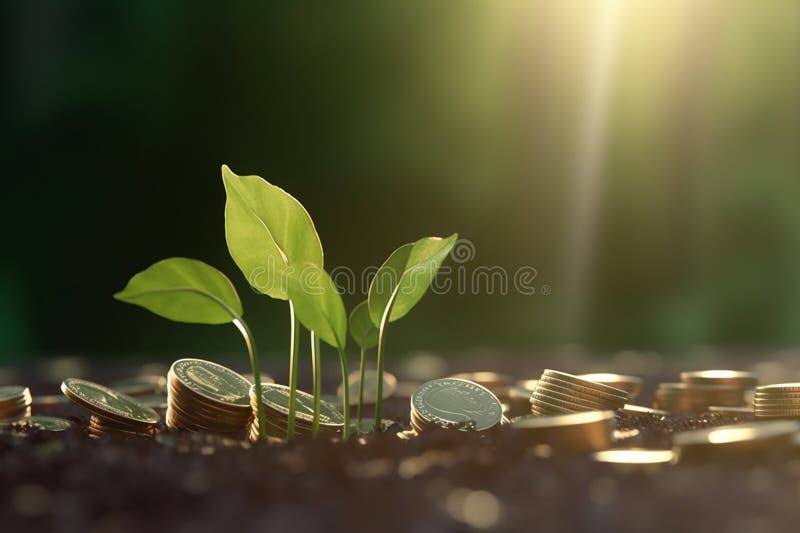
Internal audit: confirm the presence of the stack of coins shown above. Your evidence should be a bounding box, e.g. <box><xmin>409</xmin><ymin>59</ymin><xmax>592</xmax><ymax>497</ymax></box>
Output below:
<box><xmin>410</xmin><ymin>378</ymin><xmax>503</xmax><ymax>433</ymax></box>
<box><xmin>530</xmin><ymin>370</ymin><xmax>628</xmax><ymax>415</ymax></box>
<box><xmin>578</xmin><ymin>373</ymin><xmax>643</xmax><ymax>399</ymax></box>
<box><xmin>167</xmin><ymin>358</ymin><xmax>253</xmax><ymax>435</ymax></box>
<box><xmin>0</xmin><ymin>386</ymin><xmax>32</xmax><ymax>419</ymax></box>
<box><xmin>673</xmin><ymin>420</ymin><xmax>799</xmax><ymax>461</ymax></box>
<box><xmin>511</xmin><ymin>410</ymin><xmax>615</xmax><ymax>455</ymax></box>
<box><xmin>654</xmin><ymin>371</ymin><xmax>756</xmax><ymax>413</ymax></box>
<box><xmin>754</xmin><ymin>383</ymin><xmax>800</xmax><ymax>419</ymax></box>
<box><xmin>61</xmin><ymin>378</ymin><xmax>159</xmax><ymax>438</ymax></box>
<box><xmin>249</xmin><ymin>383</ymin><xmax>344</xmax><ymax>440</ymax></box>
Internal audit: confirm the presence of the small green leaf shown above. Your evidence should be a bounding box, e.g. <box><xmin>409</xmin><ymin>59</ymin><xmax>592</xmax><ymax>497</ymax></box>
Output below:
<box><xmin>368</xmin><ymin>234</ymin><xmax>458</xmax><ymax>325</ymax></box>
<box><xmin>286</xmin><ymin>263</ymin><xmax>347</xmax><ymax>351</ymax></box>
<box><xmin>114</xmin><ymin>257</ymin><xmax>242</xmax><ymax>324</ymax></box>
<box><xmin>222</xmin><ymin>164</ymin><xmax>323</xmax><ymax>300</ymax></box>
<box><xmin>349</xmin><ymin>300</ymin><xmax>378</xmax><ymax>349</ymax></box>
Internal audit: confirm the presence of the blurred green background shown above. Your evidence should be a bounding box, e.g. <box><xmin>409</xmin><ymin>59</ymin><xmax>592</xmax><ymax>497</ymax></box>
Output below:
<box><xmin>2</xmin><ymin>1</ymin><xmax>799</xmax><ymax>363</ymax></box>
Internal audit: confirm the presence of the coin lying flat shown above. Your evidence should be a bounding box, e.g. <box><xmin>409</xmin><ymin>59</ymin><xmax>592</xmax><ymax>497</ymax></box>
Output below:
<box><xmin>592</xmin><ymin>448</ymin><xmax>675</xmax><ymax>465</ymax></box>
<box><xmin>6</xmin><ymin>416</ymin><xmax>74</xmax><ymax>432</ymax></box>
<box><xmin>0</xmin><ymin>386</ymin><xmax>33</xmax><ymax>420</ymax></box>
<box><xmin>623</xmin><ymin>404</ymin><xmax>669</xmax><ymax>416</ymax></box>
<box><xmin>578</xmin><ymin>373</ymin><xmax>643</xmax><ymax>399</ymax></box>
<box><xmin>338</xmin><ymin>369</ymin><xmax>398</xmax><ymax>405</ymax></box>
<box><xmin>250</xmin><ymin>383</ymin><xmax>344</xmax><ymax>440</ymax></box>
<box><xmin>166</xmin><ymin>358</ymin><xmax>253</xmax><ymax>436</ymax></box>
<box><xmin>411</xmin><ymin>378</ymin><xmax>503</xmax><ymax>433</ymax></box>
<box><xmin>512</xmin><ymin>410</ymin><xmax>615</xmax><ymax>455</ymax></box>
<box><xmin>654</xmin><ymin>382</ymin><xmax>747</xmax><ymax>413</ymax></box>
<box><xmin>680</xmin><ymin>370</ymin><xmax>758</xmax><ymax>389</ymax></box>
<box><xmin>754</xmin><ymin>383</ymin><xmax>800</xmax><ymax>419</ymax></box>
<box><xmin>61</xmin><ymin>379</ymin><xmax>159</xmax><ymax>425</ymax></box>
<box><xmin>673</xmin><ymin>420</ymin><xmax>799</xmax><ymax>460</ymax></box>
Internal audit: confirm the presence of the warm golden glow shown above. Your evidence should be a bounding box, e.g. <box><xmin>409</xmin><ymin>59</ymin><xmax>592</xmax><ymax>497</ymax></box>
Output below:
<box><xmin>593</xmin><ymin>449</ymin><xmax>674</xmax><ymax>464</ymax></box>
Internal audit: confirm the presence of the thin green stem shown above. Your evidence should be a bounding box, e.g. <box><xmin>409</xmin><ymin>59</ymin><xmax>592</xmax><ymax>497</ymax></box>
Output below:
<box><xmin>311</xmin><ymin>331</ymin><xmax>322</xmax><ymax>438</ymax></box>
<box><xmin>374</xmin><ymin>287</ymin><xmax>400</xmax><ymax>428</ymax></box>
<box><xmin>337</xmin><ymin>347</ymin><xmax>350</xmax><ymax>440</ymax></box>
<box><xmin>357</xmin><ymin>346</ymin><xmax>366</xmax><ymax>424</ymax></box>
<box><xmin>232</xmin><ymin>317</ymin><xmax>267</xmax><ymax>441</ymax></box>
<box><xmin>287</xmin><ymin>300</ymin><xmax>300</xmax><ymax>440</ymax></box>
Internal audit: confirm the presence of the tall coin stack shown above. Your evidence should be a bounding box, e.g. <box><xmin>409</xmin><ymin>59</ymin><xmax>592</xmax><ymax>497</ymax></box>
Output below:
<box><xmin>654</xmin><ymin>370</ymin><xmax>756</xmax><ymax>413</ymax></box>
<box><xmin>754</xmin><ymin>383</ymin><xmax>800</xmax><ymax>419</ymax></box>
<box><xmin>249</xmin><ymin>383</ymin><xmax>344</xmax><ymax>440</ymax></box>
<box><xmin>0</xmin><ymin>386</ymin><xmax>32</xmax><ymax>419</ymax></box>
<box><xmin>61</xmin><ymin>378</ymin><xmax>160</xmax><ymax>438</ymax></box>
<box><xmin>410</xmin><ymin>378</ymin><xmax>503</xmax><ymax>433</ymax></box>
<box><xmin>167</xmin><ymin>358</ymin><xmax>253</xmax><ymax>435</ymax></box>
<box><xmin>530</xmin><ymin>370</ymin><xmax>628</xmax><ymax>415</ymax></box>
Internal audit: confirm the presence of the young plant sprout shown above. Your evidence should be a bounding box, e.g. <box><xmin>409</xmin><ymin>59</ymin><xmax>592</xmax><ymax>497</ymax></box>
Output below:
<box><xmin>222</xmin><ymin>165</ymin><xmax>325</xmax><ymax>440</ymax></box>
<box><xmin>348</xmin><ymin>301</ymin><xmax>378</xmax><ymax>424</ymax></box>
<box><xmin>367</xmin><ymin>234</ymin><xmax>458</xmax><ymax>427</ymax></box>
<box><xmin>285</xmin><ymin>263</ymin><xmax>351</xmax><ymax>440</ymax></box>
<box><xmin>113</xmin><ymin>257</ymin><xmax>269</xmax><ymax>440</ymax></box>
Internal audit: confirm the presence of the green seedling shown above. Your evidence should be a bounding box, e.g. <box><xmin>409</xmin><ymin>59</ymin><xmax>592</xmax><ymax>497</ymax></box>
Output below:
<box><xmin>222</xmin><ymin>165</ymin><xmax>333</xmax><ymax>440</ymax></box>
<box><xmin>367</xmin><ymin>234</ymin><xmax>458</xmax><ymax>426</ymax></box>
<box><xmin>348</xmin><ymin>300</ymin><xmax>378</xmax><ymax>424</ymax></box>
<box><xmin>113</xmin><ymin>257</ymin><xmax>269</xmax><ymax>439</ymax></box>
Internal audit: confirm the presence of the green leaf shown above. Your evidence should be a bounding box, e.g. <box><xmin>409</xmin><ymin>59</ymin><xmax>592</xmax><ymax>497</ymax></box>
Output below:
<box><xmin>114</xmin><ymin>257</ymin><xmax>242</xmax><ymax>324</ymax></box>
<box><xmin>222</xmin><ymin>164</ymin><xmax>323</xmax><ymax>300</ymax></box>
<box><xmin>349</xmin><ymin>300</ymin><xmax>378</xmax><ymax>349</ymax></box>
<box><xmin>368</xmin><ymin>234</ymin><xmax>458</xmax><ymax>325</ymax></box>
<box><xmin>286</xmin><ymin>263</ymin><xmax>347</xmax><ymax>351</ymax></box>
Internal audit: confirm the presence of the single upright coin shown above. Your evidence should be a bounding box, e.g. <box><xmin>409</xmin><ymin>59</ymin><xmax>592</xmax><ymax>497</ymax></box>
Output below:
<box><xmin>0</xmin><ymin>386</ymin><xmax>32</xmax><ymax>419</ymax></box>
<box><xmin>579</xmin><ymin>373</ymin><xmax>643</xmax><ymax>399</ymax></box>
<box><xmin>410</xmin><ymin>378</ymin><xmax>503</xmax><ymax>433</ymax></box>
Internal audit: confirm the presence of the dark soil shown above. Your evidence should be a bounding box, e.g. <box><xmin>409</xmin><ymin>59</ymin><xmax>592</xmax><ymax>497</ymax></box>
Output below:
<box><xmin>2</xmin><ymin>357</ymin><xmax>799</xmax><ymax>533</ymax></box>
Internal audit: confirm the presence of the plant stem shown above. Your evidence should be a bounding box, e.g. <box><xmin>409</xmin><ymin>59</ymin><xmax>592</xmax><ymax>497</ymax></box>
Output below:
<box><xmin>337</xmin><ymin>347</ymin><xmax>350</xmax><ymax>440</ymax></box>
<box><xmin>287</xmin><ymin>300</ymin><xmax>300</xmax><ymax>440</ymax></box>
<box><xmin>311</xmin><ymin>330</ymin><xmax>321</xmax><ymax>438</ymax></box>
<box><xmin>232</xmin><ymin>317</ymin><xmax>267</xmax><ymax>440</ymax></box>
<box><xmin>357</xmin><ymin>346</ymin><xmax>366</xmax><ymax>424</ymax></box>
<box><xmin>374</xmin><ymin>287</ymin><xmax>400</xmax><ymax>429</ymax></box>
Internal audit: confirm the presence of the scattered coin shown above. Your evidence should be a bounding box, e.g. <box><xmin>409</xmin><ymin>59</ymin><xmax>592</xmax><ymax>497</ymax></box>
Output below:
<box><xmin>680</xmin><ymin>370</ymin><xmax>758</xmax><ymax>389</ymax></box>
<box><xmin>708</xmin><ymin>405</ymin><xmax>755</xmax><ymax>418</ymax></box>
<box><xmin>754</xmin><ymin>383</ymin><xmax>800</xmax><ymax>419</ymax></box>
<box><xmin>167</xmin><ymin>358</ymin><xmax>253</xmax><ymax>435</ymax></box>
<box><xmin>61</xmin><ymin>378</ymin><xmax>159</xmax><ymax>438</ymax></box>
<box><xmin>410</xmin><ymin>378</ymin><xmax>503</xmax><ymax>433</ymax></box>
<box><xmin>448</xmin><ymin>371</ymin><xmax>514</xmax><ymax>396</ymax></box>
<box><xmin>0</xmin><ymin>386</ymin><xmax>32</xmax><ymax>419</ymax></box>
<box><xmin>592</xmin><ymin>448</ymin><xmax>675</xmax><ymax>465</ymax></box>
<box><xmin>110</xmin><ymin>374</ymin><xmax>168</xmax><ymax>396</ymax></box>
<box><xmin>654</xmin><ymin>382</ymin><xmax>747</xmax><ymax>413</ymax></box>
<box><xmin>338</xmin><ymin>369</ymin><xmax>398</xmax><ymax>405</ymax></box>
<box><xmin>530</xmin><ymin>370</ymin><xmax>628</xmax><ymax>415</ymax></box>
<box><xmin>249</xmin><ymin>383</ymin><xmax>344</xmax><ymax>440</ymax></box>
<box><xmin>6</xmin><ymin>416</ymin><xmax>74</xmax><ymax>431</ymax></box>
<box><xmin>622</xmin><ymin>404</ymin><xmax>669</xmax><ymax>416</ymax></box>
<box><xmin>673</xmin><ymin>420</ymin><xmax>799</xmax><ymax>460</ymax></box>
<box><xmin>512</xmin><ymin>410</ymin><xmax>615</xmax><ymax>455</ymax></box>
<box><xmin>578</xmin><ymin>373</ymin><xmax>643</xmax><ymax>399</ymax></box>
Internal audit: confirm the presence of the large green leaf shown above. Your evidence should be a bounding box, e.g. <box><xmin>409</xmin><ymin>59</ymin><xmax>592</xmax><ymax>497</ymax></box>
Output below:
<box><xmin>222</xmin><ymin>164</ymin><xmax>323</xmax><ymax>300</ymax></box>
<box><xmin>114</xmin><ymin>257</ymin><xmax>242</xmax><ymax>324</ymax></box>
<box><xmin>368</xmin><ymin>234</ymin><xmax>458</xmax><ymax>325</ymax></box>
<box><xmin>349</xmin><ymin>300</ymin><xmax>378</xmax><ymax>349</ymax></box>
<box><xmin>286</xmin><ymin>263</ymin><xmax>347</xmax><ymax>351</ymax></box>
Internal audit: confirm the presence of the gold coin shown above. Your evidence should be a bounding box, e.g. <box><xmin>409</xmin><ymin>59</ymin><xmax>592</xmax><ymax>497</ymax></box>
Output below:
<box><xmin>411</xmin><ymin>378</ymin><xmax>503</xmax><ymax>432</ymax></box>
<box><xmin>539</xmin><ymin>374</ymin><xmax>627</xmax><ymax>405</ymax></box>
<box><xmin>680</xmin><ymin>370</ymin><xmax>758</xmax><ymax>389</ymax></box>
<box><xmin>673</xmin><ymin>420</ymin><xmax>799</xmax><ymax>459</ymax></box>
<box><xmin>592</xmin><ymin>448</ymin><xmax>674</xmax><ymax>465</ymax></box>
<box><xmin>623</xmin><ymin>404</ymin><xmax>669</xmax><ymax>416</ymax></box>
<box><xmin>533</xmin><ymin>381</ymin><xmax>618</xmax><ymax>410</ymax></box>
<box><xmin>512</xmin><ymin>411</ymin><xmax>615</xmax><ymax>455</ymax></box>
<box><xmin>708</xmin><ymin>405</ymin><xmax>754</xmax><ymax>417</ymax></box>
<box><xmin>170</xmin><ymin>359</ymin><xmax>251</xmax><ymax>408</ymax></box>
<box><xmin>578</xmin><ymin>373</ymin><xmax>643</xmax><ymax>398</ymax></box>
<box><xmin>542</xmin><ymin>370</ymin><xmax>628</xmax><ymax>399</ymax></box>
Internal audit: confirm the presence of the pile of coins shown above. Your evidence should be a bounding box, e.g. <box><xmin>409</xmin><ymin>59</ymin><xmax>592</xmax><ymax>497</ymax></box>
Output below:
<box><xmin>754</xmin><ymin>383</ymin><xmax>800</xmax><ymax>419</ymax></box>
<box><xmin>654</xmin><ymin>370</ymin><xmax>756</xmax><ymax>413</ymax></box>
<box><xmin>410</xmin><ymin>378</ymin><xmax>503</xmax><ymax>433</ymax></box>
<box><xmin>61</xmin><ymin>378</ymin><xmax>159</xmax><ymax>438</ymax></box>
<box><xmin>0</xmin><ymin>386</ymin><xmax>32</xmax><ymax>419</ymax></box>
<box><xmin>167</xmin><ymin>358</ymin><xmax>253</xmax><ymax>435</ymax></box>
<box><xmin>529</xmin><ymin>370</ymin><xmax>628</xmax><ymax>415</ymax></box>
<box><xmin>249</xmin><ymin>383</ymin><xmax>344</xmax><ymax>440</ymax></box>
